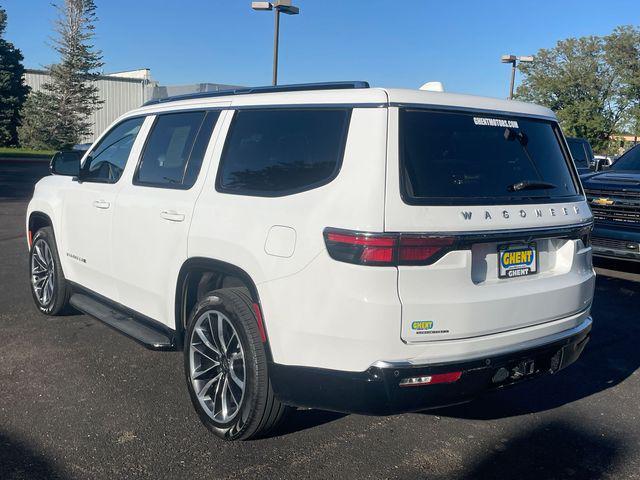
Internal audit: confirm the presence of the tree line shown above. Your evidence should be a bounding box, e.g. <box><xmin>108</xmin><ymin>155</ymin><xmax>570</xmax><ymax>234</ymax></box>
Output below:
<box><xmin>516</xmin><ymin>26</ymin><xmax>640</xmax><ymax>154</ymax></box>
<box><xmin>0</xmin><ymin>3</ymin><xmax>638</xmax><ymax>153</ymax></box>
<box><xmin>0</xmin><ymin>0</ymin><xmax>102</xmax><ymax>150</ymax></box>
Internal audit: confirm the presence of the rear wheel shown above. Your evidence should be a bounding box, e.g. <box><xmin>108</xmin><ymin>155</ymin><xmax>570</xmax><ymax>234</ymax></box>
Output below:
<box><xmin>29</xmin><ymin>227</ymin><xmax>71</xmax><ymax>315</ymax></box>
<box><xmin>183</xmin><ymin>287</ymin><xmax>290</xmax><ymax>440</ymax></box>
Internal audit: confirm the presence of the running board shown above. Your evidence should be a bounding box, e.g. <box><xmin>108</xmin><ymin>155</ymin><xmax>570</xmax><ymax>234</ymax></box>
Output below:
<box><xmin>69</xmin><ymin>293</ymin><xmax>176</xmax><ymax>351</ymax></box>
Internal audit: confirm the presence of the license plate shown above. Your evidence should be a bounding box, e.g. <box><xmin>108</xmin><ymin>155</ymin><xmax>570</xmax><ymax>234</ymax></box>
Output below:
<box><xmin>498</xmin><ymin>243</ymin><xmax>538</xmax><ymax>279</ymax></box>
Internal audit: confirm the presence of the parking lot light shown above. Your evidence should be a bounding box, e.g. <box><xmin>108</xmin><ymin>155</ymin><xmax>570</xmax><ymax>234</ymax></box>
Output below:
<box><xmin>251</xmin><ymin>1</ymin><xmax>300</xmax><ymax>86</ymax></box>
<box><xmin>501</xmin><ymin>54</ymin><xmax>534</xmax><ymax>99</ymax></box>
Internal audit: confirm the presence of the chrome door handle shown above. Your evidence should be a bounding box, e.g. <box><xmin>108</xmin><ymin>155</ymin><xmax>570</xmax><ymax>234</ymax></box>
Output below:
<box><xmin>93</xmin><ymin>200</ymin><xmax>110</xmax><ymax>209</ymax></box>
<box><xmin>160</xmin><ymin>210</ymin><xmax>185</xmax><ymax>222</ymax></box>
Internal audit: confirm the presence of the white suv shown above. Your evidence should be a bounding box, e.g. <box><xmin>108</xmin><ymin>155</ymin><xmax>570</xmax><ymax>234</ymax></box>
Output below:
<box><xmin>27</xmin><ymin>82</ymin><xmax>595</xmax><ymax>440</ymax></box>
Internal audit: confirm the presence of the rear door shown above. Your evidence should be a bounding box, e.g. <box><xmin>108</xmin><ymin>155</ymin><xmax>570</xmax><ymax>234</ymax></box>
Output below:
<box><xmin>384</xmin><ymin>107</ymin><xmax>594</xmax><ymax>343</ymax></box>
<box><xmin>111</xmin><ymin>109</ymin><xmax>225</xmax><ymax>327</ymax></box>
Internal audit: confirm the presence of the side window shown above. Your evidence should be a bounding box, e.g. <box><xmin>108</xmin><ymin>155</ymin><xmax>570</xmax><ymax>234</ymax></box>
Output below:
<box><xmin>216</xmin><ymin>108</ymin><xmax>351</xmax><ymax>196</ymax></box>
<box><xmin>82</xmin><ymin>117</ymin><xmax>145</xmax><ymax>183</ymax></box>
<box><xmin>134</xmin><ymin>111</ymin><xmax>219</xmax><ymax>189</ymax></box>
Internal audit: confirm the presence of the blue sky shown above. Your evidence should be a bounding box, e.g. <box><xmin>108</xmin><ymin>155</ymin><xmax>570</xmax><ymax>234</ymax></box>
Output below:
<box><xmin>2</xmin><ymin>0</ymin><xmax>639</xmax><ymax>98</ymax></box>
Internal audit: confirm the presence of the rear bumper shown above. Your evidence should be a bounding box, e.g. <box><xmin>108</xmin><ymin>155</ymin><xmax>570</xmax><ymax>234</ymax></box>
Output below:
<box><xmin>592</xmin><ymin>225</ymin><xmax>640</xmax><ymax>261</ymax></box>
<box><xmin>270</xmin><ymin>317</ymin><xmax>591</xmax><ymax>415</ymax></box>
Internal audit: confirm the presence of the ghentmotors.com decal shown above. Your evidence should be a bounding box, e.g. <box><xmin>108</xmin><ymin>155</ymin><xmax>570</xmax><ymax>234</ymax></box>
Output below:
<box><xmin>473</xmin><ymin>117</ymin><xmax>519</xmax><ymax>128</ymax></box>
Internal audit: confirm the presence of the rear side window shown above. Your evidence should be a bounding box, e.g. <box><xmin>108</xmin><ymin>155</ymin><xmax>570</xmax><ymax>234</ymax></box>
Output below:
<box><xmin>216</xmin><ymin>109</ymin><xmax>351</xmax><ymax>196</ymax></box>
<box><xmin>399</xmin><ymin>109</ymin><xmax>581</xmax><ymax>205</ymax></box>
<box><xmin>135</xmin><ymin>111</ymin><xmax>219</xmax><ymax>189</ymax></box>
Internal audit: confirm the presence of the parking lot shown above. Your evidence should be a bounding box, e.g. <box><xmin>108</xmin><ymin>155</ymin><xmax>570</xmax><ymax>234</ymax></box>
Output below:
<box><xmin>1</xmin><ymin>159</ymin><xmax>639</xmax><ymax>480</ymax></box>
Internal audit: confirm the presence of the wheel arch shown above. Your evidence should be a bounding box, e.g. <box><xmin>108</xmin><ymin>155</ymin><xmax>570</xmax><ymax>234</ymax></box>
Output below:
<box><xmin>174</xmin><ymin>257</ymin><xmax>272</xmax><ymax>359</ymax></box>
<box><xmin>27</xmin><ymin>211</ymin><xmax>55</xmax><ymax>248</ymax></box>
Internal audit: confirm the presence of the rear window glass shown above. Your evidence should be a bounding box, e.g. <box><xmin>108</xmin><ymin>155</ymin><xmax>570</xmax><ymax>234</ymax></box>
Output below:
<box><xmin>399</xmin><ymin>109</ymin><xmax>581</xmax><ymax>205</ymax></box>
<box><xmin>217</xmin><ymin>109</ymin><xmax>351</xmax><ymax>196</ymax></box>
<box><xmin>611</xmin><ymin>144</ymin><xmax>640</xmax><ymax>171</ymax></box>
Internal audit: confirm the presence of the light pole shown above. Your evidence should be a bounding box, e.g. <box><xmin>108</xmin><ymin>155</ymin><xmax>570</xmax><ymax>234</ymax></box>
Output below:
<box><xmin>501</xmin><ymin>54</ymin><xmax>534</xmax><ymax>99</ymax></box>
<box><xmin>251</xmin><ymin>1</ymin><xmax>300</xmax><ymax>86</ymax></box>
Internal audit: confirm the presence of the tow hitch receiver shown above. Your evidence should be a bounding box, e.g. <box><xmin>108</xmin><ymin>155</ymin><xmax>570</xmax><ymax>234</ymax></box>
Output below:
<box><xmin>511</xmin><ymin>359</ymin><xmax>536</xmax><ymax>379</ymax></box>
<box><xmin>491</xmin><ymin>358</ymin><xmax>538</xmax><ymax>384</ymax></box>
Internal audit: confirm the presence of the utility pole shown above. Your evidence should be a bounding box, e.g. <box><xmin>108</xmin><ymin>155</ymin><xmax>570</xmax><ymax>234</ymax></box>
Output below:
<box><xmin>501</xmin><ymin>55</ymin><xmax>534</xmax><ymax>99</ymax></box>
<box><xmin>252</xmin><ymin>1</ymin><xmax>300</xmax><ymax>86</ymax></box>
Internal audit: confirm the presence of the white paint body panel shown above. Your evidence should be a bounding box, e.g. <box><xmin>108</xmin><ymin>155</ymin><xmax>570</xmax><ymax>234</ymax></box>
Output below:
<box><xmin>111</xmin><ymin>110</ymin><xmax>228</xmax><ymax>325</ymax></box>
<box><xmin>26</xmin><ymin>86</ymin><xmax>595</xmax><ymax>373</ymax></box>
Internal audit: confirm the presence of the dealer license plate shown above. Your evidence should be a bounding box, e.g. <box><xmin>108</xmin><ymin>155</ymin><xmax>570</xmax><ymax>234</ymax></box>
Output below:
<box><xmin>498</xmin><ymin>243</ymin><xmax>538</xmax><ymax>279</ymax></box>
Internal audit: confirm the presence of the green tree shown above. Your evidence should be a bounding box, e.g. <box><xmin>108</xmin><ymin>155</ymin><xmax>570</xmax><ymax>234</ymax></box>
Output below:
<box><xmin>0</xmin><ymin>6</ymin><xmax>30</xmax><ymax>147</ymax></box>
<box><xmin>19</xmin><ymin>0</ymin><xmax>103</xmax><ymax>150</ymax></box>
<box><xmin>516</xmin><ymin>26</ymin><xmax>640</xmax><ymax>153</ymax></box>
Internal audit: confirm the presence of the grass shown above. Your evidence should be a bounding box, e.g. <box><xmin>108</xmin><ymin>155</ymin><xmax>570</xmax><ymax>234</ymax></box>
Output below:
<box><xmin>0</xmin><ymin>147</ymin><xmax>56</xmax><ymax>159</ymax></box>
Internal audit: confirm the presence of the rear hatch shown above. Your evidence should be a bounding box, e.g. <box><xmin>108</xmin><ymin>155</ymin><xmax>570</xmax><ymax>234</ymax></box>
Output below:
<box><xmin>385</xmin><ymin>107</ymin><xmax>594</xmax><ymax>343</ymax></box>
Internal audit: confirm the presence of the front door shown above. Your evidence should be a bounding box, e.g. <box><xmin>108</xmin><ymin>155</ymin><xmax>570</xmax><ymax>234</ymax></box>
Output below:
<box><xmin>60</xmin><ymin>116</ymin><xmax>146</xmax><ymax>300</ymax></box>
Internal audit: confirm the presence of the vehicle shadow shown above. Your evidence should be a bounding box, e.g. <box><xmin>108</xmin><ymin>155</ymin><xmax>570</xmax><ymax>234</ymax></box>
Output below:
<box><xmin>268</xmin><ymin>409</ymin><xmax>347</xmax><ymax>438</ymax></box>
<box><xmin>432</xmin><ymin>275</ymin><xmax>640</xmax><ymax>420</ymax></box>
<box><xmin>458</xmin><ymin>420</ymin><xmax>626</xmax><ymax>480</ymax></box>
<box><xmin>0</xmin><ymin>431</ymin><xmax>69</xmax><ymax>480</ymax></box>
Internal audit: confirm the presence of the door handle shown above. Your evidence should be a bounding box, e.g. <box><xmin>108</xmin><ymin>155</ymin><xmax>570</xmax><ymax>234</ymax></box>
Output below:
<box><xmin>160</xmin><ymin>210</ymin><xmax>185</xmax><ymax>222</ymax></box>
<box><xmin>93</xmin><ymin>200</ymin><xmax>110</xmax><ymax>209</ymax></box>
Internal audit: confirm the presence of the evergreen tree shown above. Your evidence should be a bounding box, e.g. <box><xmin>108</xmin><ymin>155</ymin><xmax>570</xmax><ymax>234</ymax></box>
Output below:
<box><xmin>19</xmin><ymin>0</ymin><xmax>103</xmax><ymax>150</ymax></box>
<box><xmin>0</xmin><ymin>6</ymin><xmax>30</xmax><ymax>147</ymax></box>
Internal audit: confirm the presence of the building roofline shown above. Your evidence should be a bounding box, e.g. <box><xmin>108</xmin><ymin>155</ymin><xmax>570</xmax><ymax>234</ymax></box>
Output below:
<box><xmin>24</xmin><ymin>68</ymin><xmax>148</xmax><ymax>84</ymax></box>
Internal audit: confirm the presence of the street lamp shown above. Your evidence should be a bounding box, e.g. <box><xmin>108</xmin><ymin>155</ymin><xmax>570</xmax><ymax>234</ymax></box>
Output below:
<box><xmin>252</xmin><ymin>1</ymin><xmax>300</xmax><ymax>86</ymax></box>
<box><xmin>501</xmin><ymin>54</ymin><xmax>534</xmax><ymax>100</ymax></box>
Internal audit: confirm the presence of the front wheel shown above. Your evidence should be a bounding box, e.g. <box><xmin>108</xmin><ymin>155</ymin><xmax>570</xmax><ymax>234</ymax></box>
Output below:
<box><xmin>29</xmin><ymin>226</ymin><xmax>71</xmax><ymax>315</ymax></box>
<box><xmin>183</xmin><ymin>288</ymin><xmax>290</xmax><ymax>440</ymax></box>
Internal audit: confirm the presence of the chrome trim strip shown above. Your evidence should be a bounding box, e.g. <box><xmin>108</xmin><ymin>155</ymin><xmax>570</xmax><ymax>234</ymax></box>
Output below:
<box><xmin>372</xmin><ymin>316</ymin><xmax>592</xmax><ymax>369</ymax></box>
<box><xmin>388</xmin><ymin>221</ymin><xmax>593</xmax><ymax>244</ymax></box>
<box><xmin>230</xmin><ymin>102</ymin><xmax>386</xmax><ymax>110</ymax></box>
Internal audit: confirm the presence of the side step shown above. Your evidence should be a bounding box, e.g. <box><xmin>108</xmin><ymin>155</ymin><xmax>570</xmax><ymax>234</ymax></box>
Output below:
<box><xmin>69</xmin><ymin>293</ymin><xmax>176</xmax><ymax>351</ymax></box>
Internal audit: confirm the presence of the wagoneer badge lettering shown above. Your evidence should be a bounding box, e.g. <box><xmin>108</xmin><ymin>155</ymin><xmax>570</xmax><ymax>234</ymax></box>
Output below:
<box><xmin>461</xmin><ymin>206</ymin><xmax>582</xmax><ymax>221</ymax></box>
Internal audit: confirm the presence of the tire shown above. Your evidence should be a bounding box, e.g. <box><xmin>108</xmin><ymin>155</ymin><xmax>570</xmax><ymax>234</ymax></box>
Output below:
<box><xmin>183</xmin><ymin>287</ymin><xmax>291</xmax><ymax>440</ymax></box>
<box><xmin>29</xmin><ymin>226</ymin><xmax>72</xmax><ymax>315</ymax></box>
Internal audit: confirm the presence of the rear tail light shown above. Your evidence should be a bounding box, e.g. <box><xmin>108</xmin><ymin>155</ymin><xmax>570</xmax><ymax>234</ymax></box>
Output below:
<box><xmin>324</xmin><ymin>228</ymin><xmax>456</xmax><ymax>266</ymax></box>
<box><xmin>399</xmin><ymin>371</ymin><xmax>462</xmax><ymax>387</ymax></box>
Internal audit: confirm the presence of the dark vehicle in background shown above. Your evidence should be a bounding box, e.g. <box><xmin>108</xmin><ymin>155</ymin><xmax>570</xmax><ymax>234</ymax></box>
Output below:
<box><xmin>582</xmin><ymin>144</ymin><xmax>640</xmax><ymax>261</ymax></box>
<box><xmin>566</xmin><ymin>137</ymin><xmax>595</xmax><ymax>174</ymax></box>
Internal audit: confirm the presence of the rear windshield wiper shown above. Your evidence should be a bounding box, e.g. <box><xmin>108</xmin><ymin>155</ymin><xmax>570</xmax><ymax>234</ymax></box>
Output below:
<box><xmin>507</xmin><ymin>180</ymin><xmax>557</xmax><ymax>192</ymax></box>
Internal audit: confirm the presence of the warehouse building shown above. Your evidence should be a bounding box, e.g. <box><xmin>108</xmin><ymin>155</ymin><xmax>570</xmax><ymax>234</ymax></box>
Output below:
<box><xmin>24</xmin><ymin>68</ymin><xmax>240</xmax><ymax>143</ymax></box>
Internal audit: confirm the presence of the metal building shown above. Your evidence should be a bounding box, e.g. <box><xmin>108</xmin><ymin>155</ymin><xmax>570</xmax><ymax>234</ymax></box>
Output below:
<box><xmin>24</xmin><ymin>68</ymin><xmax>240</xmax><ymax>143</ymax></box>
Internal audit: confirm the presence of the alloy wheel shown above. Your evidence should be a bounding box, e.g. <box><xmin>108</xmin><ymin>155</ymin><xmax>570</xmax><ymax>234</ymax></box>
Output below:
<box><xmin>31</xmin><ymin>239</ymin><xmax>55</xmax><ymax>306</ymax></box>
<box><xmin>189</xmin><ymin>310</ymin><xmax>246</xmax><ymax>423</ymax></box>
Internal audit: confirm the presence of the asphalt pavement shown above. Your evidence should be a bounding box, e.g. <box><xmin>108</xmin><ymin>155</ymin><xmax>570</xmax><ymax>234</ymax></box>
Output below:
<box><xmin>1</xmin><ymin>159</ymin><xmax>639</xmax><ymax>480</ymax></box>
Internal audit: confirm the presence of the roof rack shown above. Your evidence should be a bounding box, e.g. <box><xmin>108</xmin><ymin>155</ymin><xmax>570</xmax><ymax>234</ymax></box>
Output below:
<box><xmin>142</xmin><ymin>81</ymin><xmax>370</xmax><ymax>106</ymax></box>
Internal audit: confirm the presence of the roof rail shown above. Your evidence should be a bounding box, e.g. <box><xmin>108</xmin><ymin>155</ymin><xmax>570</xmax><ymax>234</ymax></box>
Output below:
<box><xmin>142</xmin><ymin>81</ymin><xmax>370</xmax><ymax>106</ymax></box>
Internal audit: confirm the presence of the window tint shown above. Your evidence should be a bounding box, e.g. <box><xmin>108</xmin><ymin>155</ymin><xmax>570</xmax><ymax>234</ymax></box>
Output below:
<box><xmin>217</xmin><ymin>109</ymin><xmax>351</xmax><ymax>196</ymax></box>
<box><xmin>135</xmin><ymin>111</ymin><xmax>218</xmax><ymax>188</ymax></box>
<box><xmin>399</xmin><ymin>109</ymin><xmax>580</xmax><ymax>205</ymax></box>
<box><xmin>566</xmin><ymin>138</ymin><xmax>589</xmax><ymax>168</ymax></box>
<box><xmin>82</xmin><ymin>117</ymin><xmax>145</xmax><ymax>183</ymax></box>
<box><xmin>611</xmin><ymin>144</ymin><xmax>640</xmax><ymax>171</ymax></box>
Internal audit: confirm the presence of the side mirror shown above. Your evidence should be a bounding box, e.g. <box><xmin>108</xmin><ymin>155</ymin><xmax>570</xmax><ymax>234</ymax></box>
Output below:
<box><xmin>50</xmin><ymin>151</ymin><xmax>82</xmax><ymax>177</ymax></box>
<box><xmin>594</xmin><ymin>158</ymin><xmax>611</xmax><ymax>172</ymax></box>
